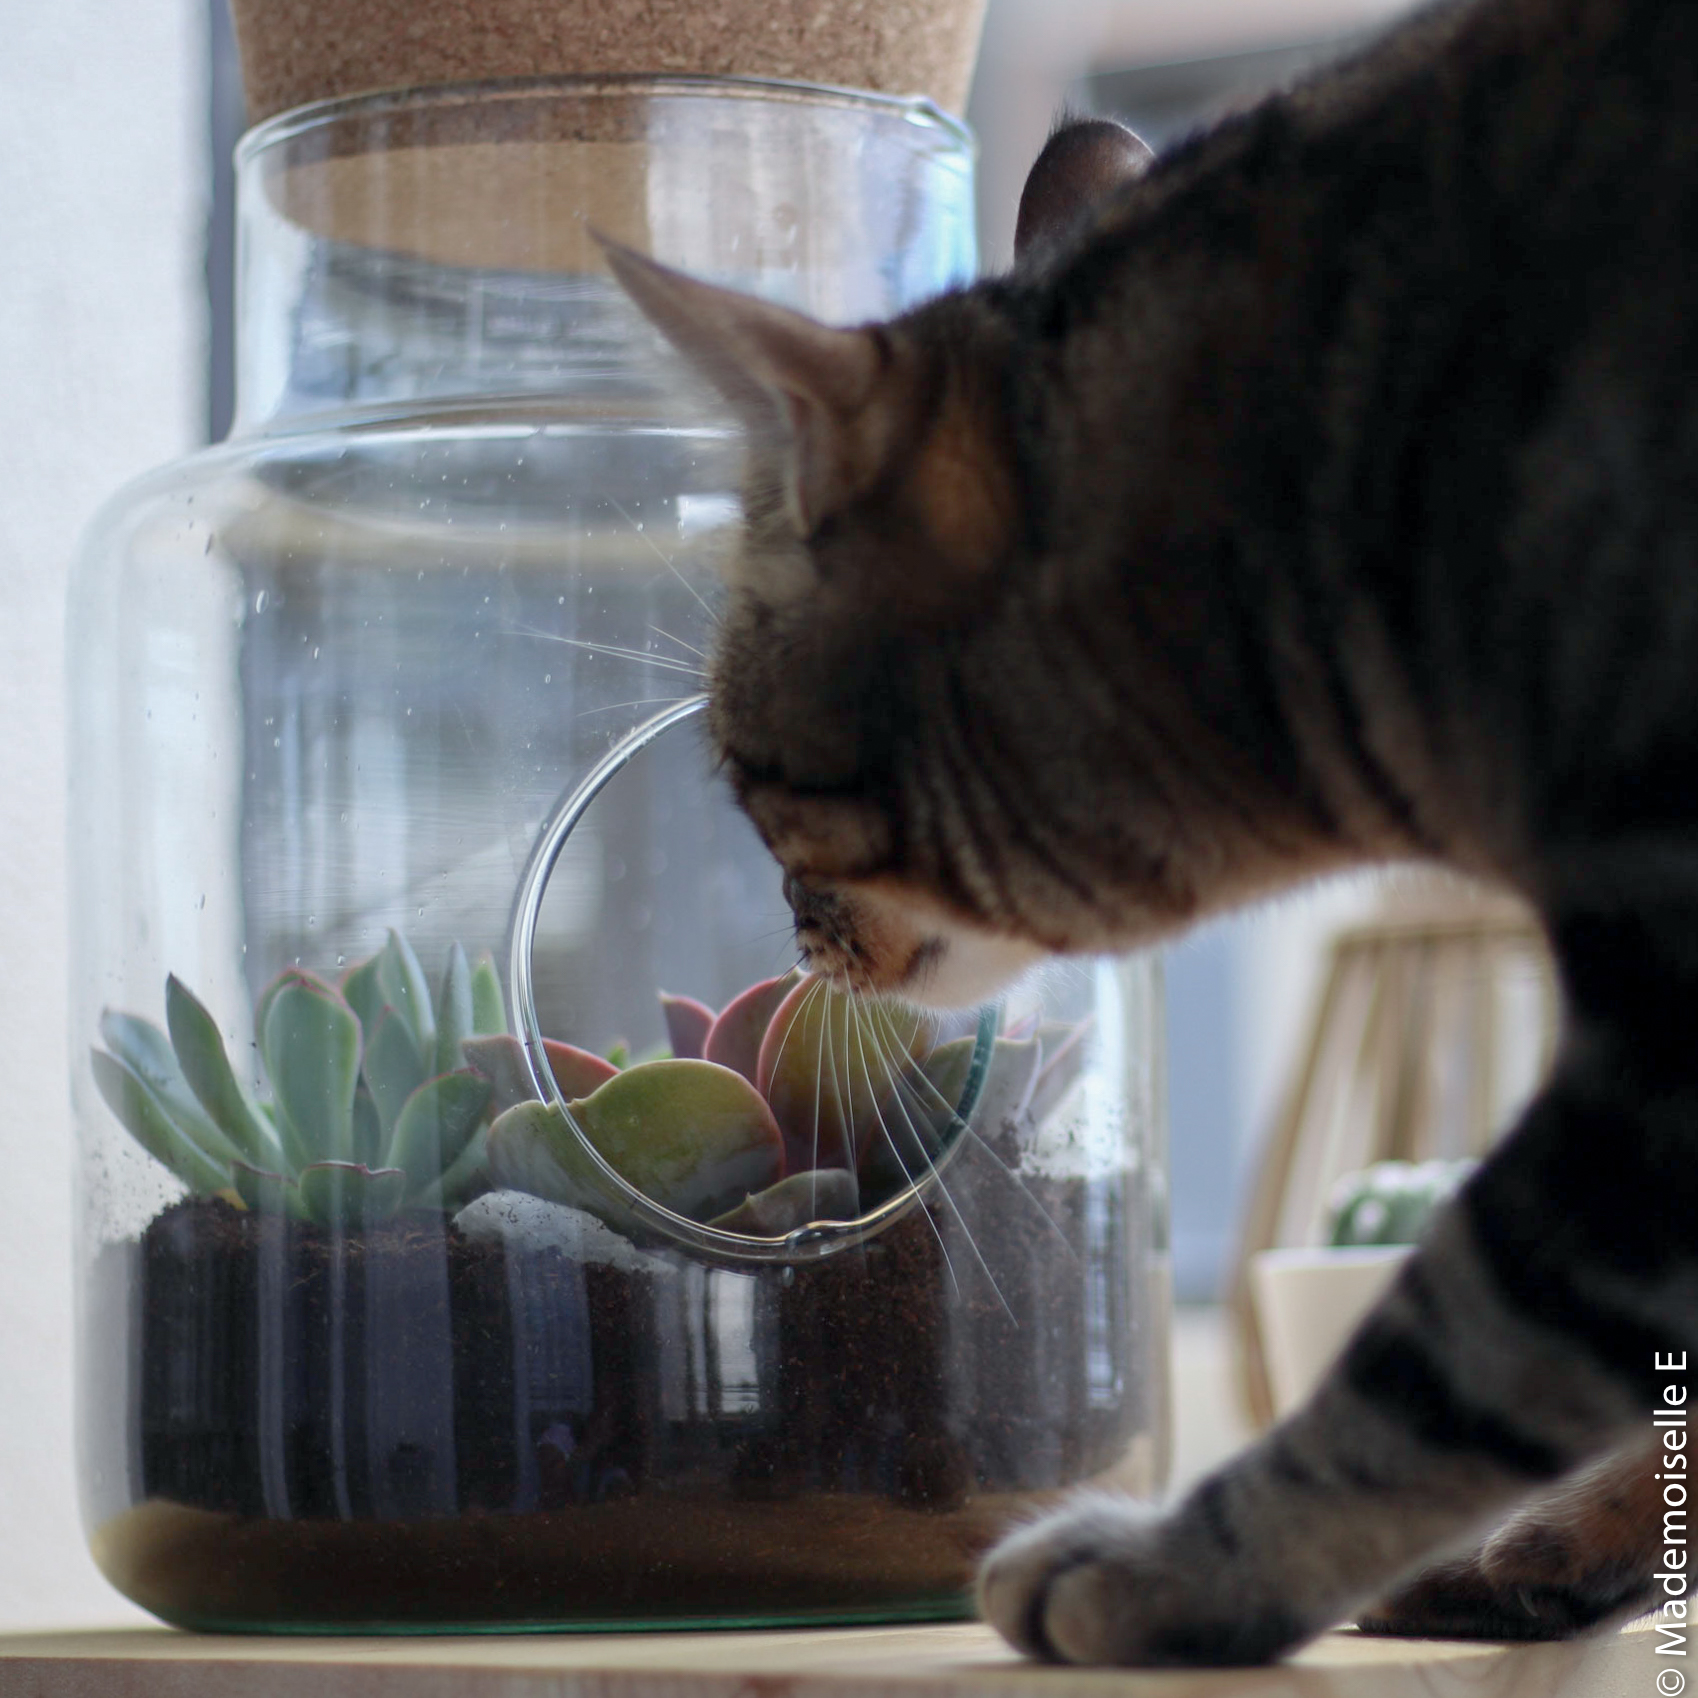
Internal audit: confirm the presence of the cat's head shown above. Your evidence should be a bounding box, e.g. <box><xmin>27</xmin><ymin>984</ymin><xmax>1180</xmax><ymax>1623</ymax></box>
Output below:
<box><xmin>605</xmin><ymin>121</ymin><xmax>1152</xmax><ymax>1010</ymax></box>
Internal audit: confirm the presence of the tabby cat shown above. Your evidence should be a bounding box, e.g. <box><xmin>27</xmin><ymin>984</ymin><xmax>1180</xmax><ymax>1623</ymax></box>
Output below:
<box><xmin>605</xmin><ymin>0</ymin><xmax>1696</xmax><ymax>1666</ymax></box>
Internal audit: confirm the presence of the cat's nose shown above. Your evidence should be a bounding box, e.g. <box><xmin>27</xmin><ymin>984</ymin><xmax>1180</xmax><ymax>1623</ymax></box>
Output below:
<box><xmin>784</xmin><ymin>872</ymin><xmax>829</xmax><ymax>925</ymax></box>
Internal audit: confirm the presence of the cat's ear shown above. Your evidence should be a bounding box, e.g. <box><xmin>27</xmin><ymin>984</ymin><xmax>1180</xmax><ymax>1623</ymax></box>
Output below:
<box><xmin>1014</xmin><ymin>118</ymin><xmax>1153</xmax><ymax>260</ymax></box>
<box><xmin>600</xmin><ymin>239</ymin><xmax>897</xmax><ymax>537</ymax></box>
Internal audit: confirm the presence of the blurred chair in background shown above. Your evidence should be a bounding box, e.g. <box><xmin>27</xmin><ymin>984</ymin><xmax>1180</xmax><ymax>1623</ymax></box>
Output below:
<box><xmin>1227</xmin><ymin>877</ymin><xmax>1557</xmax><ymax>1427</ymax></box>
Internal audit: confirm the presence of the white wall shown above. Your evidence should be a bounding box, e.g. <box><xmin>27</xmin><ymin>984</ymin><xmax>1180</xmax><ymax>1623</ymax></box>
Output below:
<box><xmin>0</xmin><ymin>0</ymin><xmax>201</xmax><ymax>1631</ymax></box>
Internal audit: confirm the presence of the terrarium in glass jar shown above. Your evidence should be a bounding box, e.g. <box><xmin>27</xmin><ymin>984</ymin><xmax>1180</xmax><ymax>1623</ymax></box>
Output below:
<box><xmin>67</xmin><ymin>77</ymin><xmax>1171</xmax><ymax>1632</ymax></box>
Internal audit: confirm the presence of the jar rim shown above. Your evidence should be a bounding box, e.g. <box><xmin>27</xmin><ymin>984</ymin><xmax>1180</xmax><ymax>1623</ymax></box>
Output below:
<box><xmin>236</xmin><ymin>73</ymin><xmax>976</xmax><ymax>172</ymax></box>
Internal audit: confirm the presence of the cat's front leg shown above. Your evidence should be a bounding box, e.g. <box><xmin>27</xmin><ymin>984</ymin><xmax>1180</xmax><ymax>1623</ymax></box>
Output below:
<box><xmin>978</xmin><ymin>1316</ymin><xmax>1619</xmax><ymax>1665</ymax></box>
<box><xmin>983</xmin><ymin>1034</ymin><xmax>1677</xmax><ymax>1665</ymax></box>
<box><xmin>981</xmin><ymin>1433</ymin><xmax>1660</xmax><ymax>1666</ymax></box>
<box><xmin>975</xmin><ymin>1380</ymin><xmax>1518</xmax><ymax>1669</ymax></box>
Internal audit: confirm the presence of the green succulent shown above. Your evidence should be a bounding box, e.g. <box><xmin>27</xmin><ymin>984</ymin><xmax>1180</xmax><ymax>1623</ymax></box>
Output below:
<box><xmin>91</xmin><ymin>930</ymin><xmax>505</xmax><ymax>1226</ymax></box>
<box><xmin>1325</xmin><ymin>1158</ymin><xmax>1478</xmax><ymax>1248</ymax></box>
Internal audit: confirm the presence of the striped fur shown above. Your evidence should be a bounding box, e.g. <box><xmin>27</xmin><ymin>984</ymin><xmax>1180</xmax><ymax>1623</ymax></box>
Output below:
<box><xmin>608</xmin><ymin>0</ymin><xmax>1698</xmax><ymax>1664</ymax></box>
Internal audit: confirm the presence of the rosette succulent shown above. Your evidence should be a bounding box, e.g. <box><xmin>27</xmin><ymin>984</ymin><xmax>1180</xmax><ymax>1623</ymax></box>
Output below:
<box><xmin>94</xmin><ymin>940</ymin><xmax>1090</xmax><ymax>1243</ymax></box>
<box><xmin>92</xmin><ymin>930</ymin><xmax>504</xmax><ymax>1226</ymax></box>
<box><xmin>475</xmin><ymin>971</ymin><xmax>1088</xmax><ymax>1238</ymax></box>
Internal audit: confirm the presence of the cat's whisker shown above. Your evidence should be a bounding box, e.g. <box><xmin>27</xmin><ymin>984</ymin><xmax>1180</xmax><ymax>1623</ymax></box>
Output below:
<box><xmin>812</xmin><ymin>978</ymin><xmax>835</xmax><ymax>1190</ymax></box>
<box><xmin>743</xmin><ymin>927</ymin><xmax>808</xmax><ymax>976</ymax></box>
<box><xmin>861</xmin><ymin>997</ymin><xmax>1013</xmax><ymax>1318</ymax></box>
<box><xmin>847</xmin><ymin>999</ymin><xmax>963</xmax><ymax>1297</ymax></box>
<box><xmin>574</xmin><ymin>694</ymin><xmax>701</xmax><ymax>719</ymax></box>
<box><xmin>762</xmin><ymin>973</ymin><xmax>822</xmax><ymax>1099</ymax></box>
<box><xmin>831</xmin><ymin>988</ymin><xmax>861</xmax><ymax>1185</ymax></box>
<box><xmin>607</xmin><ymin>495</ymin><xmax>720</xmax><ymax>627</ymax></box>
<box><xmin>499</xmin><ymin>622</ymin><xmax>705</xmax><ymax>675</ymax></box>
<box><xmin>769</xmin><ymin>974</ymin><xmax>828</xmax><ymax>1189</ymax></box>
<box><xmin>956</xmin><ymin>1124</ymin><xmax>1079</xmax><ymax>1263</ymax></box>
<box><xmin>648</xmin><ymin>624</ymin><xmax>708</xmax><ymax>661</ymax></box>
<box><xmin>833</xmin><ymin>992</ymin><xmax>862</xmax><ymax>1213</ymax></box>
<box><xmin>743</xmin><ymin>922</ymin><xmax>805</xmax><ymax>955</ymax></box>
<box><xmin>1039</xmin><ymin>957</ymin><xmax>1096</xmax><ymax>999</ymax></box>
<box><xmin>539</xmin><ymin>635</ymin><xmax>706</xmax><ymax>676</ymax></box>
<box><xmin>882</xmin><ymin>1012</ymin><xmax>1079</xmax><ymax>1264</ymax></box>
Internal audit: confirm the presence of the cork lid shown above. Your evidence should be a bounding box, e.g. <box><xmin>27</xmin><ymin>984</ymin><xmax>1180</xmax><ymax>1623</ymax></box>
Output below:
<box><xmin>241</xmin><ymin>80</ymin><xmax>975</xmax><ymax>284</ymax></box>
<box><xmin>229</xmin><ymin>0</ymin><xmax>988</xmax><ymax>122</ymax></box>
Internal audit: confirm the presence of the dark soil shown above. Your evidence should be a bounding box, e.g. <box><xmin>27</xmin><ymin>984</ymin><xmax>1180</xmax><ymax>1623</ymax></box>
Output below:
<box><xmin>81</xmin><ymin>1150</ymin><xmax>1163</xmax><ymax>1631</ymax></box>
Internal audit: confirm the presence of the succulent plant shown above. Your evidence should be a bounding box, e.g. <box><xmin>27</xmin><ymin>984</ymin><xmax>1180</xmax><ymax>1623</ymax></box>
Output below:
<box><xmin>92</xmin><ymin>930</ymin><xmax>504</xmax><ymax>1226</ymax></box>
<box><xmin>475</xmin><ymin>971</ymin><xmax>1089</xmax><ymax>1239</ymax></box>
<box><xmin>97</xmin><ymin>937</ymin><xmax>1092</xmax><ymax>1244</ymax></box>
<box><xmin>1325</xmin><ymin>1158</ymin><xmax>1478</xmax><ymax>1248</ymax></box>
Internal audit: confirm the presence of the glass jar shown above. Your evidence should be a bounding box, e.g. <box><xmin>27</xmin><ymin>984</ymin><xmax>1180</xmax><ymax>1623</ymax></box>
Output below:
<box><xmin>67</xmin><ymin>77</ymin><xmax>1170</xmax><ymax>1632</ymax></box>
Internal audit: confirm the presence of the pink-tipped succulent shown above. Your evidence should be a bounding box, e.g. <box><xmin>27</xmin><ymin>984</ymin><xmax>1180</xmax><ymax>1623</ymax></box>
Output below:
<box><xmin>478</xmin><ymin>972</ymin><xmax>1080</xmax><ymax>1240</ymax></box>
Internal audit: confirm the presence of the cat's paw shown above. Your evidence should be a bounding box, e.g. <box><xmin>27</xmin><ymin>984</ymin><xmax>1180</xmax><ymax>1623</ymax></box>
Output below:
<box><xmin>977</xmin><ymin>1492</ymin><xmax>1308</xmax><ymax>1667</ymax></box>
<box><xmin>1358</xmin><ymin>1555</ymin><xmax>1652</xmax><ymax>1640</ymax></box>
<box><xmin>1359</xmin><ymin>1530</ymin><xmax>1657</xmax><ymax>1640</ymax></box>
<box><xmin>1360</xmin><ymin>1445</ymin><xmax>1661</xmax><ymax>1642</ymax></box>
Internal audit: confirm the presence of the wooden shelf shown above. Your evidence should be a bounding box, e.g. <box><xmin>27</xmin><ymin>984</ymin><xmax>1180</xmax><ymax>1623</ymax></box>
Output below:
<box><xmin>0</xmin><ymin>1617</ymin><xmax>1661</xmax><ymax>1698</ymax></box>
